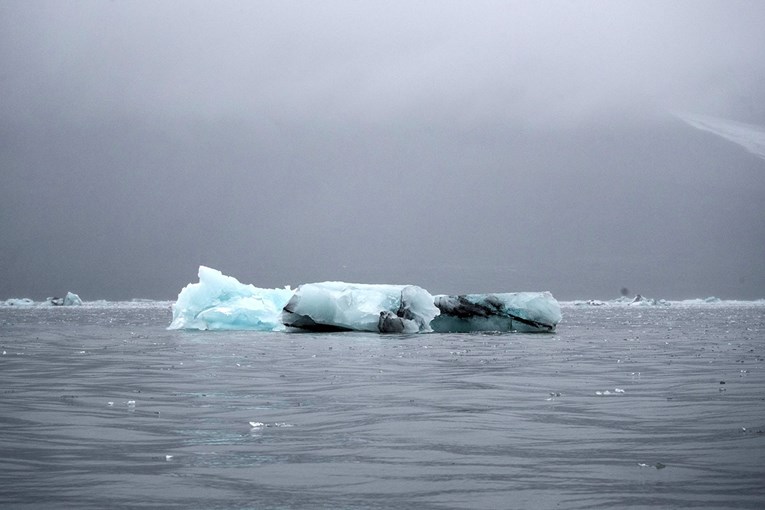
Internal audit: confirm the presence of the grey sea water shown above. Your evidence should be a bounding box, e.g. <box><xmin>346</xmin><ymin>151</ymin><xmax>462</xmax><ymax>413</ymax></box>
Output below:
<box><xmin>1</xmin><ymin>302</ymin><xmax>764</xmax><ymax>509</ymax></box>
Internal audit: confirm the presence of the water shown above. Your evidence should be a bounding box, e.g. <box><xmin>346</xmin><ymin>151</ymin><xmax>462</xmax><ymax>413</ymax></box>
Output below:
<box><xmin>1</xmin><ymin>303</ymin><xmax>764</xmax><ymax>509</ymax></box>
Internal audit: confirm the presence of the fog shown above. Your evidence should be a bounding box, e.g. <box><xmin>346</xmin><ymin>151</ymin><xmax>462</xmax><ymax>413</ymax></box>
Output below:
<box><xmin>1</xmin><ymin>0</ymin><xmax>764</xmax><ymax>300</ymax></box>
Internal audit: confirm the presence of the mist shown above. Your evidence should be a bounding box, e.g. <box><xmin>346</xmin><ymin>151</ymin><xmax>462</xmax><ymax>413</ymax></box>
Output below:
<box><xmin>1</xmin><ymin>0</ymin><xmax>764</xmax><ymax>300</ymax></box>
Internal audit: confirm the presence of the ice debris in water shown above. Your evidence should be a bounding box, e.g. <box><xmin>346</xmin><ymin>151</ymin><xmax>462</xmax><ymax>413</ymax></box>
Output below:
<box><xmin>638</xmin><ymin>462</ymin><xmax>666</xmax><ymax>469</ymax></box>
<box><xmin>48</xmin><ymin>292</ymin><xmax>83</xmax><ymax>306</ymax></box>
<box><xmin>596</xmin><ymin>388</ymin><xmax>625</xmax><ymax>396</ymax></box>
<box><xmin>168</xmin><ymin>266</ymin><xmax>294</xmax><ymax>331</ymax></box>
<box><xmin>568</xmin><ymin>295</ymin><xmax>763</xmax><ymax>307</ymax></box>
<box><xmin>249</xmin><ymin>421</ymin><xmax>293</xmax><ymax>429</ymax></box>
<box><xmin>169</xmin><ymin>266</ymin><xmax>561</xmax><ymax>333</ymax></box>
<box><xmin>3</xmin><ymin>298</ymin><xmax>35</xmax><ymax>306</ymax></box>
<box><xmin>4</xmin><ymin>293</ymin><xmax>82</xmax><ymax>306</ymax></box>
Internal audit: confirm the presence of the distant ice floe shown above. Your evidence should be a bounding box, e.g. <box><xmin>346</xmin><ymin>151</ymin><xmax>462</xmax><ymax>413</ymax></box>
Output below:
<box><xmin>564</xmin><ymin>295</ymin><xmax>764</xmax><ymax>308</ymax></box>
<box><xmin>3</xmin><ymin>292</ymin><xmax>83</xmax><ymax>307</ymax></box>
<box><xmin>60</xmin><ymin>292</ymin><xmax>83</xmax><ymax>306</ymax></box>
<box><xmin>3</xmin><ymin>298</ymin><xmax>35</xmax><ymax>306</ymax></box>
<box><xmin>2</xmin><ymin>293</ymin><xmax>175</xmax><ymax>309</ymax></box>
<box><xmin>168</xmin><ymin>266</ymin><xmax>561</xmax><ymax>333</ymax></box>
<box><xmin>674</xmin><ymin>112</ymin><xmax>765</xmax><ymax>162</ymax></box>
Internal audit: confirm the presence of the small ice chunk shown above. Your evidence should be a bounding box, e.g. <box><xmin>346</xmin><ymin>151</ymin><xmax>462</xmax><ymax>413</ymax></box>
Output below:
<box><xmin>596</xmin><ymin>388</ymin><xmax>626</xmax><ymax>396</ymax></box>
<box><xmin>63</xmin><ymin>292</ymin><xmax>83</xmax><ymax>306</ymax></box>
<box><xmin>249</xmin><ymin>421</ymin><xmax>266</xmax><ymax>428</ymax></box>
<box><xmin>637</xmin><ymin>462</ymin><xmax>665</xmax><ymax>469</ymax></box>
<box><xmin>46</xmin><ymin>292</ymin><xmax>83</xmax><ymax>306</ymax></box>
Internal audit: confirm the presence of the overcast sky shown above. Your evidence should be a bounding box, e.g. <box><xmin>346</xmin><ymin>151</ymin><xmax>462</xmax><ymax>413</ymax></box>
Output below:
<box><xmin>1</xmin><ymin>0</ymin><xmax>764</xmax><ymax>301</ymax></box>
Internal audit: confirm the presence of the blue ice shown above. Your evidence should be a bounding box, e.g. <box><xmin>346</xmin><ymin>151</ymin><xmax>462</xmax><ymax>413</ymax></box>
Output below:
<box><xmin>169</xmin><ymin>266</ymin><xmax>561</xmax><ymax>333</ymax></box>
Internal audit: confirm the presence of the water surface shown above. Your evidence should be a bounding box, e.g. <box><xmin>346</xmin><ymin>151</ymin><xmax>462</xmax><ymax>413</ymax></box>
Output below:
<box><xmin>1</xmin><ymin>303</ymin><xmax>763</xmax><ymax>509</ymax></box>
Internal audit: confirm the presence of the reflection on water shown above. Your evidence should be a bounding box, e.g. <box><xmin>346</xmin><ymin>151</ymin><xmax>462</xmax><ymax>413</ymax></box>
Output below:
<box><xmin>1</xmin><ymin>304</ymin><xmax>764</xmax><ymax>509</ymax></box>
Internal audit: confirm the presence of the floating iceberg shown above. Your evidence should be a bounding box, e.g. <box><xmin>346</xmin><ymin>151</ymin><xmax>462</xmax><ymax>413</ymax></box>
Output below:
<box><xmin>45</xmin><ymin>292</ymin><xmax>83</xmax><ymax>306</ymax></box>
<box><xmin>282</xmin><ymin>282</ymin><xmax>439</xmax><ymax>333</ymax></box>
<box><xmin>168</xmin><ymin>266</ymin><xmax>294</xmax><ymax>331</ymax></box>
<box><xmin>64</xmin><ymin>292</ymin><xmax>83</xmax><ymax>306</ymax></box>
<box><xmin>430</xmin><ymin>292</ymin><xmax>561</xmax><ymax>333</ymax></box>
<box><xmin>169</xmin><ymin>266</ymin><xmax>560</xmax><ymax>333</ymax></box>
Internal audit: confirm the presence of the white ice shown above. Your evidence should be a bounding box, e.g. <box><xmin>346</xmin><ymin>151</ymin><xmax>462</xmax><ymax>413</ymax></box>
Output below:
<box><xmin>564</xmin><ymin>295</ymin><xmax>760</xmax><ymax>307</ymax></box>
<box><xmin>168</xmin><ymin>266</ymin><xmax>294</xmax><ymax>331</ymax></box>
<box><xmin>431</xmin><ymin>292</ymin><xmax>562</xmax><ymax>333</ymax></box>
<box><xmin>3</xmin><ymin>298</ymin><xmax>34</xmax><ymax>306</ymax></box>
<box><xmin>282</xmin><ymin>281</ymin><xmax>439</xmax><ymax>333</ymax></box>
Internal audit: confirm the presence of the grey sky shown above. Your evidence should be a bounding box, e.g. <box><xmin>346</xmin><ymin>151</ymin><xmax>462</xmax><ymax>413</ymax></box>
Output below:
<box><xmin>1</xmin><ymin>0</ymin><xmax>764</xmax><ymax>300</ymax></box>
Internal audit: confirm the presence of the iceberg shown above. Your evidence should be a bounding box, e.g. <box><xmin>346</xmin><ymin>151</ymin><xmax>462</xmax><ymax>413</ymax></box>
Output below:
<box><xmin>168</xmin><ymin>266</ymin><xmax>561</xmax><ymax>334</ymax></box>
<box><xmin>430</xmin><ymin>292</ymin><xmax>561</xmax><ymax>333</ymax></box>
<box><xmin>64</xmin><ymin>292</ymin><xmax>83</xmax><ymax>306</ymax></box>
<box><xmin>282</xmin><ymin>282</ymin><xmax>439</xmax><ymax>333</ymax></box>
<box><xmin>46</xmin><ymin>292</ymin><xmax>83</xmax><ymax>306</ymax></box>
<box><xmin>168</xmin><ymin>266</ymin><xmax>294</xmax><ymax>331</ymax></box>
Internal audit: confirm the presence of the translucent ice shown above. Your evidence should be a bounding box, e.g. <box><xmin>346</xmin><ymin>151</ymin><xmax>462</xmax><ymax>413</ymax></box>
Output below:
<box><xmin>430</xmin><ymin>292</ymin><xmax>561</xmax><ymax>333</ymax></box>
<box><xmin>282</xmin><ymin>282</ymin><xmax>439</xmax><ymax>333</ymax></box>
<box><xmin>169</xmin><ymin>267</ymin><xmax>561</xmax><ymax>334</ymax></box>
<box><xmin>168</xmin><ymin>266</ymin><xmax>294</xmax><ymax>331</ymax></box>
<box><xmin>63</xmin><ymin>292</ymin><xmax>83</xmax><ymax>306</ymax></box>
<box><xmin>45</xmin><ymin>292</ymin><xmax>83</xmax><ymax>306</ymax></box>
